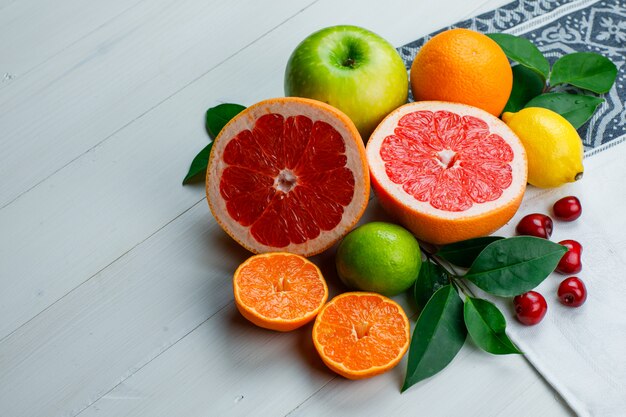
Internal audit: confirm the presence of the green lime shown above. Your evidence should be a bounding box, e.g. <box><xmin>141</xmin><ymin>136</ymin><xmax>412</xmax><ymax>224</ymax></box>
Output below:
<box><xmin>335</xmin><ymin>222</ymin><xmax>422</xmax><ymax>296</ymax></box>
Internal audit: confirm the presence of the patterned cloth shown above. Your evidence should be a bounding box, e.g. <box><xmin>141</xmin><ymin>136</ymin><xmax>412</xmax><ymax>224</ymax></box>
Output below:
<box><xmin>397</xmin><ymin>0</ymin><xmax>626</xmax><ymax>153</ymax></box>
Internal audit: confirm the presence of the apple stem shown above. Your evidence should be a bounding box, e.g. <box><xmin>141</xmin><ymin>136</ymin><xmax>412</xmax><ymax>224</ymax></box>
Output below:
<box><xmin>343</xmin><ymin>57</ymin><xmax>355</xmax><ymax>68</ymax></box>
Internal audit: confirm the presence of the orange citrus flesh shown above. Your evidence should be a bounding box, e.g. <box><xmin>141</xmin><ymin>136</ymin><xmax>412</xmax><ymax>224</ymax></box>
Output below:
<box><xmin>410</xmin><ymin>28</ymin><xmax>512</xmax><ymax>117</ymax></box>
<box><xmin>233</xmin><ymin>252</ymin><xmax>328</xmax><ymax>332</ymax></box>
<box><xmin>312</xmin><ymin>292</ymin><xmax>410</xmax><ymax>379</ymax></box>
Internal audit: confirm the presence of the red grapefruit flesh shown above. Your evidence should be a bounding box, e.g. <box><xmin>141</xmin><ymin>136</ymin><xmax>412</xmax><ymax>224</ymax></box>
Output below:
<box><xmin>207</xmin><ymin>97</ymin><xmax>370</xmax><ymax>256</ymax></box>
<box><xmin>366</xmin><ymin>101</ymin><xmax>527</xmax><ymax>245</ymax></box>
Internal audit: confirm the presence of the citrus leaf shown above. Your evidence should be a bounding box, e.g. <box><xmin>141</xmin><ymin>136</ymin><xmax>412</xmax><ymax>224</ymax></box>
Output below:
<box><xmin>437</xmin><ymin>236</ymin><xmax>505</xmax><ymax>268</ymax></box>
<box><xmin>413</xmin><ymin>261</ymin><xmax>449</xmax><ymax>311</ymax></box>
<box><xmin>402</xmin><ymin>285</ymin><xmax>466</xmax><ymax>392</ymax></box>
<box><xmin>524</xmin><ymin>93</ymin><xmax>604</xmax><ymax>129</ymax></box>
<box><xmin>206</xmin><ymin>103</ymin><xmax>246</xmax><ymax>139</ymax></box>
<box><xmin>182</xmin><ymin>142</ymin><xmax>212</xmax><ymax>184</ymax></box>
<box><xmin>550</xmin><ymin>52</ymin><xmax>617</xmax><ymax>94</ymax></box>
<box><xmin>464</xmin><ymin>297</ymin><xmax>522</xmax><ymax>355</ymax></box>
<box><xmin>486</xmin><ymin>33</ymin><xmax>550</xmax><ymax>80</ymax></box>
<box><xmin>464</xmin><ymin>236</ymin><xmax>567</xmax><ymax>297</ymax></box>
<box><xmin>503</xmin><ymin>65</ymin><xmax>546</xmax><ymax>114</ymax></box>
<box><xmin>184</xmin><ymin>103</ymin><xmax>246</xmax><ymax>185</ymax></box>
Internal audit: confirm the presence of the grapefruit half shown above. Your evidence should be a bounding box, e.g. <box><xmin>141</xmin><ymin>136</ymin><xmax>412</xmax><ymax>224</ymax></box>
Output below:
<box><xmin>207</xmin><ymin>97</ymin><xmax>370</xmax><ymax>256</ymax></box>
<box><xmin>366</xmin><ymin>101</ymin><xmax>527</xmax><ymax>245</ymax></box>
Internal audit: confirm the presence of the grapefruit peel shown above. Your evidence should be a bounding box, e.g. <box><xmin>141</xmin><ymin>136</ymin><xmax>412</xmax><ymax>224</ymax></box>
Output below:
<box><xmin>366</xmin><ymin>101</ymin><xmax>528</xmax><ymax>245</ymax></box>
<box><xmin>206</xmin><ymin>97</ymin><xmax>370</xmax><ymax>256</ymax></box>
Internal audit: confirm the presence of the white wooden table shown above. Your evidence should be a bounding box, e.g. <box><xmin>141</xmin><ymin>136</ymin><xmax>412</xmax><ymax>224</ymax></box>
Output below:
<box><xmin>0</xmin><ymin>1</ymin><xmax>577</xmax><ymax>415</ymax></box>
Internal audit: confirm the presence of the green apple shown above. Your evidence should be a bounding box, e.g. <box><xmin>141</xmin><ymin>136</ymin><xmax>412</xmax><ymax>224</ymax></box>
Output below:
<box><xmin>284</xmin><ymin>25</ymin><xmax>408</xmax><ymax>141</ymax></box>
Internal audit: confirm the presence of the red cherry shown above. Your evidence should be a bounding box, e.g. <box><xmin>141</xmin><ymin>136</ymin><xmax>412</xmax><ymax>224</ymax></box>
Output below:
<box><xmin>556</xmin><ymin>240</ymin><xmax>582</xmax><ymax>274</ymax></box>
<box><xmin>558</xmin><ymin>277</ymin><xmax>587</xmax><ymax>307</ymax></box>
<box><xmin>516</xmin><ymin>213</ymin><xmax>554</xmax><ymax>239</ymax></box>
<box><xmin>514</xmin><ymin>291</ymin><xmax>547</xmax><ymax>325</ymax></box>
<box><xmin>553</xmin><ymin>196</ymin><xmax>582</xmax><ymax>221</ymax></box>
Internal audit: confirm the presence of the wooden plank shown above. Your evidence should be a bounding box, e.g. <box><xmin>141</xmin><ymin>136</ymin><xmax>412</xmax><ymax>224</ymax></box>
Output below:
<box><xmin>75</xmin><ymin>303</ymin><xmax>333</xmax><ymax>417</ymax></box>
<box><xmin>73</xmin><ymin>309</ymin><xmax>572</xmax><ymax>417</ymax></box>
<box><xmin>0</xmin><ymin>0</ymin><xmax>17</xmax><ymax>11</ymax></box>
<box><xmin>0</xmin><ymin>202</ymin><xmax>243</xmax><ymax>417</ymax></box>
<box><xmin>0</xmin><ymin>0</ymin><xmax>315</xmax><ymax>341</ymax></box>
<box><xmin>286</xmin><ymin>348</ymin><xmax>574</xmax><ymax>417</ymax></box>
<box><xmin>0</xmin><ymin>0</ymin><xmax>142</xmax><ymax>84</ymax></box>
<box><xmin>0</xmin><ymin>0</ymin><xmax>313</xmax><ymax>208</ymax></box>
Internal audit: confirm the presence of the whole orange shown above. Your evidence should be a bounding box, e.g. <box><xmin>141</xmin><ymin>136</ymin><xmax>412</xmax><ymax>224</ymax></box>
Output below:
<box><xmin>410</xmin><ymin>28</ymin><xmax>512</xmax><ymax>116</ymax></box>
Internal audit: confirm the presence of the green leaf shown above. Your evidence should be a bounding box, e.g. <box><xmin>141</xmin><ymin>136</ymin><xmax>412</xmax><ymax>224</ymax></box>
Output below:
<box><xmin>437</xmin><ymin>236</ymin><xmax>505</xmax><ymax>268</ymax></box>
<box><xmin>182</xmin><ymin>142</ymin><xmax>212</xmax><ymax>184</ymax></box>
<box><xmin>413</xmin><ymin>261</ymin><xmax>450</xmax><ymax>311</ymax></box>
<box><xmin>464</xmin><ymin>297</ymin><xmax>522</xmax><ymax>355</ymax></box>
<box><xmin>206</xmin><ymin>103</ymin><xmax>246</xmax><ymax>139</ymax></box>
<box><xmin>550</xmin><ymin>52</ymin><xmax>617</xmax><ymax>94</ymax></box>
<box><xmin>486</xmin><ymin>33</ymin><xmax>550</xmax><ymax>80</ymax></box>
<box><xmin>183</xmin><ymin>103</ymin><xmax>246</xmax><ymax>185</ymax></box>
<box><xmin>524</xmin><ymin>92</ymin><xmax>604</xmax><ymax>129</ymax></box>
<box><xmin>402</xmin><ymin>285</ymin><xmax>466</xmax><ymax>392</ymax></box>
<box><xmin>464</xmin><ymin>236</ymin><xmax>567</xmax><ymax>297</ymax></box>
<box><xmin>503</xmin><ymin>65</ymin><xmax>546</xmax><ymax>113</ymax></box>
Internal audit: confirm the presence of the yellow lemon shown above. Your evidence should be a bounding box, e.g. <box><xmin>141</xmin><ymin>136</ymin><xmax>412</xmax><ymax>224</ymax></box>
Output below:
<box><xmin>501</xmin><ymin>108</ymin><xmax>584</xmax><ymax>188</ymax></box>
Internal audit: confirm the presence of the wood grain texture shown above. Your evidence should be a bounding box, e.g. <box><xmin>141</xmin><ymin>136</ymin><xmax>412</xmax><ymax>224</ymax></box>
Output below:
<box><xmin>287</xmin><ymin>347</ymin><xmax>572</xmax><ymax>417</ymax></box>
<box><xmin>0</xmin><ymin>0</ymin><xmax>314</xmax><ymax>208</ymax></box>
<box><xmin>0</xmin><ymin>0</ymin><xmax>315</xmax><ymax>341</ymax></box>
<box><xmin>0</xmin><ymin>0</ymin><xmax>143</xmax><ymax>83</ymax></box>
<box><xmin>76</xmin><ymin>306</ymin><xmax>571</xmax><ymax>417</ymax></box>
<box><xmin>0</xmin><ymin>0</ymin><xmax>578</xmax><ymax>416</ymax></box>
<box><xmin>0</xmin><ymin>202</ymin><xmax>246</xmax><ymax>416</ymax></box>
